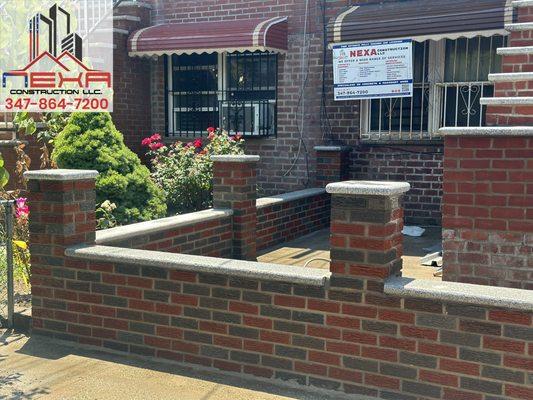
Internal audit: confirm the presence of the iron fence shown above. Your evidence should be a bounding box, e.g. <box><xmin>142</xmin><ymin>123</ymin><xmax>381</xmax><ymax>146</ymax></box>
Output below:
<box><xmin>0</xmin><ymin>200</ymin><xmax>15</xmax><ymax>329</ymax></box>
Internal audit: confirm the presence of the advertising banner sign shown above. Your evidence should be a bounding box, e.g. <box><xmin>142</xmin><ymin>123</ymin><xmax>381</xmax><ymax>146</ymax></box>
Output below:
<box><xmin>333</xmin><ymin>39</ymin><xmax>413</xmax><ymax>101</ymax></box>
<box><xmin>0</xmin><ymin>0</ymin><xmax>114</xmax><ymax>112</ymax></box>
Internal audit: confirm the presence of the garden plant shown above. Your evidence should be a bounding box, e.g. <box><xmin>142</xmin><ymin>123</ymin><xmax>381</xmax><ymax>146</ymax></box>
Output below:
<box><xmin>143</xmin><ymin>128</ymin><xmax>244</xmax><ymax>214</ymax></box>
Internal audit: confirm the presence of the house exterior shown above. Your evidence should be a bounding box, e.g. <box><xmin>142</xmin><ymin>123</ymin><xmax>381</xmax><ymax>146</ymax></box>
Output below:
<box><xmin>109</xmin><ymin>0</ymin><xmax>512</xmax><ymax>226</ymax></box>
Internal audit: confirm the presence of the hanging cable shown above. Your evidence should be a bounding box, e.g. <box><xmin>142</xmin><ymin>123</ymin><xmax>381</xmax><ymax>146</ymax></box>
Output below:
<box><xmin>282</xmin><ymin>0</ymin><xmax>311</xmax><ymax>186</ymax></box>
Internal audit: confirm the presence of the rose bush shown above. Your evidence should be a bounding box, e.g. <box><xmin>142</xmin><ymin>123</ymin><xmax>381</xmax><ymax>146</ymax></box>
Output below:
<box><xmin>143</xmin><ymin>128</ymin><xmax>244</xmax><ymax>214</ymax></box>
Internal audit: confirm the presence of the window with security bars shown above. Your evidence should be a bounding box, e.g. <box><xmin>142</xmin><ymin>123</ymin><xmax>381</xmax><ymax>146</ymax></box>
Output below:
<box><xmin>361</xmin><ymin>36</ymin><xmax>505</xmax><ymax>141</ymax></box>
<box><xmin>166</xmin><ymin>52</ymin><xmax>278</xmax><ymax>138</ymax></box>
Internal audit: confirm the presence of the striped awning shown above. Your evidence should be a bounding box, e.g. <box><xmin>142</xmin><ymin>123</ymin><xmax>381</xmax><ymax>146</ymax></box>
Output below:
<box><xmin>328</xmin><ymin>0</ymin><xmax>513</xmax><ymax>45</ymax></box>
<box><xmin>128</xmin><ymin>17</ymin><xmax>288</xmax><ymax>57</ymax></box>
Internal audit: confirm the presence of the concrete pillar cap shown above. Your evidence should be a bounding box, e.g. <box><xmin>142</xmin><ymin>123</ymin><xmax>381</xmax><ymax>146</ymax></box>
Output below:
<box><xmin>326</xmin><ymin>180</ymin><xmax>410</xmax><ymax>196</ymax></box>
<box><xmin>24</xmin><ymin>169</ymin><xmax>99</xmax><ymax>181</ymax></box>
<box><xmin>211</xmin><ymin>155</ymin><xmax>260</xmax><ymax>162</ymax></box>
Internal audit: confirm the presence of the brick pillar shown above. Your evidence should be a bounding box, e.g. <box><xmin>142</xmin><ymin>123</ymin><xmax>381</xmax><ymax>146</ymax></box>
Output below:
<box><xmin>326</xmin><ymin>181</ymin><xmax>410</xmax><ymax>286</ymax></box>
<box><xmin>314</xmin><ymin>146</ymin><xmax>351</xmax><ymax>188</ymax></box>
<box><xmin>442</xmin><ymin>132</ymin><xmax>533</xmax><ymax>288</ymax></box>
<box><xmin>25</xmin><ymin>169</ymin><xmax>98</xmax><ymax>332</ymax></box>
<box><xmin>212</xmin><ymin>155</ymin><xmax>259</xmax><ymax>261</ymax></box>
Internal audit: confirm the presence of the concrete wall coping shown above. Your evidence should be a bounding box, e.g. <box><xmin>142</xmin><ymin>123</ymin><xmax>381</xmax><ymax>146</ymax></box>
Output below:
<box><xmin>24</xmin><ymin>169</ymin><xmax>99</xmax><ymax>181</ymax></box>
<box><xmin>66</xmin><ymin>245</ymin><xmax>331</xmax><ymax>287</ymax></box>
<box><xmin>326</xmin><ymin>181</ymin><xmax>410</xmax><ymax>196</ymax></box>
<box><xmin>211</xmin><ymin>155</ymin><xmax>260</xmax><ymax>162</ymax></box>
<box><xmin>385</xmin><ymin>277</ymin><xmax>533</xmax><ymax>311</ymax></box>
<box><xmin>96</xmin><ymin>208</ymin><xmax>234</xmax><ymax>244</ymax></box>
<box><xmin>439</xmin><ymin>127</ymin><xmax>533</xmax><ymax>136</ymax></box>
<box><xmin>256</xmin><ymin>188</ymin><xmax>326</xmax><ymax>209</ymax></box>
<box><xmin>314</xmin><ymin>146</ymin><xmax>350</xmax><ymax>152</ymax></box>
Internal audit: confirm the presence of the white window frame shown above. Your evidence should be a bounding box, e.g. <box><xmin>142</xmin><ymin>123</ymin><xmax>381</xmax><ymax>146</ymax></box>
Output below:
<box><xmin>360</xmin><ymin>35</ymin><xmax>503</xmax><ymax>142</ymax></box>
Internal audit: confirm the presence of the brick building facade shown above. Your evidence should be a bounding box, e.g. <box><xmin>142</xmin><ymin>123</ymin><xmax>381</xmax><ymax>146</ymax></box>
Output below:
<box><xmin>110</xmin><ymin>0</ymin><xmax>514</xmax><ymax>226</ymax></box>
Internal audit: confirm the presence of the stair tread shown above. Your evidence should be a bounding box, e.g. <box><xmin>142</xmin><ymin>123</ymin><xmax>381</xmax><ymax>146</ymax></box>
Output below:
<box><xmin>506</xmin><ymin>22</ymin><xmax>533</xmax><ymax>31</ymax></box>
<box><xmin>489</xmin><ymin>72</ymin><xmax>533</xmax><ymax>81</ymax></box>
<box><xmin>498</xmin><ymin>46</ymin><xmax>533</xmax><ymax>54</ymax></box>
<box><xmin>480</xmin><ymin>96</ymin><xmax>533</xmax><ymax>104</ymax></box>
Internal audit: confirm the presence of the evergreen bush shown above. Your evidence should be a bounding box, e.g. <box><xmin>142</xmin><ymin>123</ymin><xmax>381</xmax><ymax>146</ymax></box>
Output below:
<box><xmin>52</xmin><ymin>112</ymin><xmax>166</xmax><ymax>224</ymax></box>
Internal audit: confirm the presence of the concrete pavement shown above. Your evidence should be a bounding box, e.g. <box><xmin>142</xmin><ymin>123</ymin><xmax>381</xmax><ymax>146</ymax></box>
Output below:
<box><xmin>0</xmin><ymin>330</ymin><xmax>356</xmax><ymax>400</ymax></box>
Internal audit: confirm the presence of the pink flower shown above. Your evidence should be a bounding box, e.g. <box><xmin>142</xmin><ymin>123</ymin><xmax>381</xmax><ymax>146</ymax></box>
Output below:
<box><xmin>207</xmin><ymin>127</ymin><xmax>215</xmax><ymax>134</ymax></box>
<box><xmin>149</xmin><ymin>142</ymin><xmax>165</xmax><ymax>151</ymax></box>
<box><xmin>208</xmin><ymin>131</ymin><xmax>216</xmax><ymax>140</ymax></box>
<box><xmin>151</xmin><ymin>133</ymin><xmax>162</xmax><ymax>141</ymax></box>
<box><xmin>141</xmin><ymin>137</ymin><xmax>152</xmax><ymax>146</ymax></box>
<box><xmin>16</xmin><ymin>197</ymin><xmax>29</xmax><ymax>218</ymax></box>
<box><xmin>193</xmin><ymin>139</ymin><xmax>202</xmax><ymax>149</ymax></box>
<box><xmin>185</xmin><ymin>142</ymin><xmax>193</xmax><ymax>148</ymax></box>
<box><xmin>235</xmin><ymin>133</ymin><xmax>242</xmax><ymax>141</ymax></box>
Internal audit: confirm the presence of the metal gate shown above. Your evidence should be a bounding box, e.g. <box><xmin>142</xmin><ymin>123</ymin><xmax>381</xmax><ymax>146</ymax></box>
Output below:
<box><xmin>0</xmin><ymin>200</ymin><xmax>15</xmax><ymax>329</ymax></box>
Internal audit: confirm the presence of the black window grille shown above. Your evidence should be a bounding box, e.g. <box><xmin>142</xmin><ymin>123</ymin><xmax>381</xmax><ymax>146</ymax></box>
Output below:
<box><xmin>166</xmin><ymin>52</ymin><xmax>278</xmax><ymax>138</ymax></box>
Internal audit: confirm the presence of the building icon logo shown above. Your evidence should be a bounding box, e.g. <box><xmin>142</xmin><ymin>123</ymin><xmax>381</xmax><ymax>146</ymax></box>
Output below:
<box><xmin>29</xmin><ymin>4</ymin><xmax>83</xmax><ymax>62</ymax></box>
<box><xmin>0</xmin><ymin>0</ymin><xmax>113</xmax><ymax>112</ymax></box>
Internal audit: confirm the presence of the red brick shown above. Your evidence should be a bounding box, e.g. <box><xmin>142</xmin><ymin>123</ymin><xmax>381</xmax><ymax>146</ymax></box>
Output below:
<box><xmin>484</xmin><ymin>336</ymin><xmax>526</xmax><ymax>354</ymax></box>
<box><xmin>420</xmin><ymin>369</ymin><xmax>458</xmax><ymax>387</ymax></box>
<box><xmin>440</xmin><ymin>358</ymin><xmax>480</xmax><ymax>376</ymax></box>
<box><xmin>489</xmin><ymin>310</ymin><xmax>531</xmax><ymax>326</ymax></box>
<box><xmin>364</xmin><ymin>373</ymin><xmax>400</xmax><ymax>390</ymax></box>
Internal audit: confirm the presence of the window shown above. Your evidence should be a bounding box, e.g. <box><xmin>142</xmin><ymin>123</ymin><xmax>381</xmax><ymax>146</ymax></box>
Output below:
<box><xmin>361</xmin><ymin>36</ymin><xmax>505</xmax><ymax>141</ymax></box>
<box><xmin>166</xmin><ymin>52</ymin><xmax>278</xmax><ymax>138</ymax></box>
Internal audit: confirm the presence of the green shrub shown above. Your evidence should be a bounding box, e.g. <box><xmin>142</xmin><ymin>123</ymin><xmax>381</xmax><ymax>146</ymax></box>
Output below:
<box><xmin>52</xmin><ymin>112</ymin><xmax>166</xmax><ymax>224</ymax></box>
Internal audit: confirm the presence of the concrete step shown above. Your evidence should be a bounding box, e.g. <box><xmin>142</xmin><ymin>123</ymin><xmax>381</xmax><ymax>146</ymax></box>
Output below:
<box><xmin>480</xmin><ymin>96</ymin><xmax>533</xmax><ymax>105</ymax></box>
<box><xmin>497</xmin><ymin>46</ymin><xmax>533</xmax><ymax>55</ymax></box>
<box><xmin>489</xmin><ymin>72</ymin><xmax>533</xmax><ymax>82</ymax></box>
<box><xmin>513</xmin><ymin>0</ymin><xmax>533</xmax><ymax>7</ymax></box>
<box><xmin>506</xmin><ymin>22</ymin><xmax>533</xmax><ymax>31</ymax></box>
<box><xmin>113</xmin><ymin>15</ymin><xmax>141</xmax><ymax>22</ymax></box>
<box><xmin>440</xmin><ymin>126</ymin><xmax>533</xmax><ymax>136</ymax></box>
<box><xmin>93</xmin><ymin>27</ymin><xmax>130</xmax><ymax>35</ymax></box>
<box><xmin>116</xmin><ymin>1</ymin><xmax>152</xmax><ymax>9</ymax></box>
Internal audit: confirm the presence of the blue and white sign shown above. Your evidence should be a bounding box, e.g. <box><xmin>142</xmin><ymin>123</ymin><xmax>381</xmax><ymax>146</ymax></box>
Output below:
<box><xmin>333</xmin><ymin>39</ymin><xmax>413</xmax><ymax>101</ymax></box>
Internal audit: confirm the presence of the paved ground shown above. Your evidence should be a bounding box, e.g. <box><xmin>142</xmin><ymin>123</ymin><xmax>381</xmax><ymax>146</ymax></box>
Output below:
<box><xmin>0</xmin><ymin>331</ymin><xmax>356</xmax><ymax>400</ymax></box>
<box><xmin>258</xmin><ymin>228</ymin><xmax>442</xmax><ymax>280</ymax></box>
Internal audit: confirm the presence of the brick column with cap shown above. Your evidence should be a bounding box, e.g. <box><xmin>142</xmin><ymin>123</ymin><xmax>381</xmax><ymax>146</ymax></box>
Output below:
<box><xmin>314</xmin><ymin>146</ymin><xmax>351</xmax><ymax>188</ymax></box>
<box><xmin>24</xmin><ymin>169</ymin><xmax>98</xmax><ymax>333</ymax></box>
<box><xmin>326</xmin><ymin>181</ymin><xmax>410</xmax><ymax>288</ymax></box>
<box><xmin>212</xmin><ymin>155</ymin><xmax>259</xmax><ymax>261</ymax></box>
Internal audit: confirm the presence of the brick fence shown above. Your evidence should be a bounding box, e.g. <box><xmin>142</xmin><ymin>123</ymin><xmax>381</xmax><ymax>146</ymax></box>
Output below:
<box><xmin>26</xmin><ymin>167</ymin><xmax>533</xmax><ymax>400</ymax></box>
<box><xmin>92</xmin><ymin>154</ymin><xmax>330</xmax><ymax>258</ymax></box>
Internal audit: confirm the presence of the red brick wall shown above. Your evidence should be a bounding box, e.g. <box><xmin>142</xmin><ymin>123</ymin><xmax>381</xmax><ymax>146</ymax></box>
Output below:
<box><xmin>31</xmin><ymin>251</ymin><xmax>533</xmax><ymax>400</ymax></box>
<box><xmin>353</xmin><ymin>144</ymin><xmax>444</xmax><ymax>226</ymax></box>
<box><xmin>256</xmin><ymin>191</ymin><xmax>330</xmax><ymax>251</ymax></box>
<box><xmin>442</xmin><ymin>135</ymin><xmax>533</xmax><ymax>289</ymax></box>
<box><xmin>97</xmin><ymin>216</ymin><xmax>233</xmax><ymax>257</ymax></box>
<box><xmin>111</xmin><ymin>5</ymin><xmax>153</xmax><ymax>154</ymax></box>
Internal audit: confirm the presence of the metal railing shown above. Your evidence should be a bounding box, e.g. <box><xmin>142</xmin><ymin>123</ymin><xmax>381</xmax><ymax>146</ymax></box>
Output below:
<box><xmin>0</xmin><ymin>200</ymin><xmax>15</xmax><ymax>329</ymax></box>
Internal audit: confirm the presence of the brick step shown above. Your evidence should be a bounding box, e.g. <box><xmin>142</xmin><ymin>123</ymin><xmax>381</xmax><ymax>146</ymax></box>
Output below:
<box><xmin>513</xmin><ymin>0</ymin><xmax>533</xmax><ymax>7</ymax></box>
<box><xmin>489</xmin><ymin>72</ymin><xmax>533</xmax><ymax>81</ymax></box>
<box><xmin>506</xmin><ymin>22</ymin><xmax>533</xmax><ymax>31</ymax></box>
<box><xmin>498</xmin><ymin>46</ymin><xmax>533</xmax><ymax>55</ymax></box>
<box><xmin>480</xmin><ymin>96</ymin><xmax>533</xmax><ymax>105</ymax></box>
